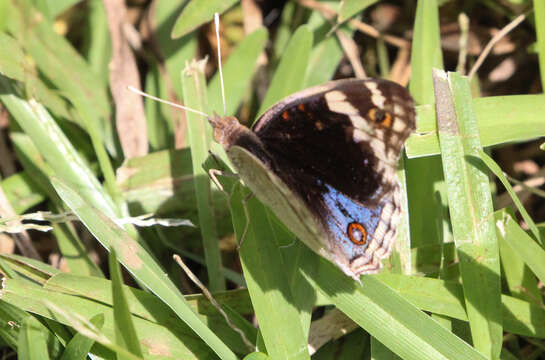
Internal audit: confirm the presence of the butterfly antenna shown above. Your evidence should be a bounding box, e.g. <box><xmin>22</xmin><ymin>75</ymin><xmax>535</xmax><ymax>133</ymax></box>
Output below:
<box><xmin>127</xmin><ymin>86</ymin><xmax>210</xmax><ymax>118</ymax></box>
<box><xmin>214</xmin><ymin>12</ymin><xmax>227</xmax><ymax>116</ymax></box>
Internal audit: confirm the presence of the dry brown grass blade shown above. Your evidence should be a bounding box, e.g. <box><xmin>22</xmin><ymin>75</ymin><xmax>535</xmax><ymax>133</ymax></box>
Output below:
<box><xmin>336</xmin><ymin>30</ymin><xmax>366</xmax><ymax>79</ymax></box>
<box><xmin>388</xmin><ymin>46</ymin><xmax>411</xmax><ymax>86</ymax></box>
<box><xmin>103</xmin><ymin>0</ymin><xmax>148</xmax><ymax>158</ymax></box>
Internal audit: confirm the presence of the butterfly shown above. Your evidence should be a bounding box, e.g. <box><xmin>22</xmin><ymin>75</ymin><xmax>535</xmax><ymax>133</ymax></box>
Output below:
<box><xmin>209</xmin><ymin>78</ymin><xmax>416</xmax><ymax>280</ymax></box>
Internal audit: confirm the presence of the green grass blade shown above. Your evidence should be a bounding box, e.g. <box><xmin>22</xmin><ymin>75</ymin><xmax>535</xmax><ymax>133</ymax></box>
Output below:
<box><xmin>117</xmin><ymin>148</ymin><xmax>195</xmax><ymax>214</ymax></box>
<box><xmin>181</xmin><ymin>59</ymin><xmax>225</xmax><ymax>292</ymax></box>
<box><xmin>534</xmin><ymin>0</ymin><xmax>545</xmax><ymax>88</ymax></box>
<box><xmin>0</xmin><ymin>77</ymin><xmax>118</xmax><ymax>219</ymax></box>
<box><xmin>500</xmin><ymin>348</ymin><xmax>519</xmax><ymax>360</ymax></box>
<box><xmin>51</xmin><ymin>221</ymin><xmax>103</xmax><ymax>277</ymax></box>
<box><xmin>145</xmin><ymin>65</ymin><xmax>174</xmax><ymax>151</ymax></box>
<box><xmin>85</xmin><ymin>0</ymin><xmax>111</xmax><ymax>86</ymax></box>
<box><xmin>0</xmin><ymin>299</ymin><xmax>29</xmax><ymax>349</ymax></box>
<box><xmin>44</xmin><ymin>273</ymin><xmax>252</xmax><ymax>317</ymax></box>
<box><xmin>229</xmin><ymin>184</ymin><xmax>310</xmax><ymax>360</ymax></box>
<box><xmin>59</xmin><ymin>314</ymin><xmax>104</xmax><ymax>360</ymax></box>
<box><xmin>257</xmin><ymin>25</ymin><xmax>313</xmax><ymax>118</ymax></box>
<box><xmin>42</xmin><ymin>272</ymin><xmax>255</xmax><ymax>353</ymax></box>
<box><xmin>299</xmin><ymin>254</ymin><xmax>488</xmax><ymax>360</ymax></box>
<box><xmin>0</xmin><ymin>253</ymin><xmax>60</xmax><ymax>281</ymax></box>
<box><xmin>44</xmin><ymin>302</ymin><xmax>144</xmax><ymax>360</ymax></box>
<box><xmin>338</xmin><ymin>0</ymin><xmax>378</xmax><ymax>23</ymax></box>
<box><xmin>207</xmin><ymin>28</ymin><xmax>268</xmax><ymax>116</ymax></box>
<box><xmin>70</xmin><ymin>93</ymin><xmax>124</xmax><ymax>213</ymax></box>
<box><xmin>17</xmin><ymin>316</ymin><xmax>50</xmax><ymax>360</ymax></box>
<box><xmin>117</xmin><ymin>149</ymin><xmax>237</xmax><ymax>261</ymax></box>
<box><xmin>109</xmin><ymin>250</ymin><xmax>144</xmax><ymax>358</ymax></box>
<box><xmin>3</xmin><ymin>277</ymin><xmax>215</xmax><ymax>359</ymax></box>
<box><xmin>284</xmin><ymin>241</ymin><xmax>319</xmax><ymax>339</ymax></box>
<box><xmin>45</xmin><ymin>270</ymin><xmax>545</xmax><ymax>342</ymax></box>
<box><xmin>406</xmin><ymin>95</ymin><xmax>545</xmax><ymax>158</ymax></box>
<box><xmin>304</xmin><ymin>6</ymin><xmax>353</xmax><ymax>88</ymax></box>
<box><xmin>0</xmin><ymin>32</ymin><xmax>26</xmax><ymax>81</ymax></box>
<box><xmin>8</xmin><ymin>1</ymin><xmax>115</xmax><ymax>153</ymax></box>
<box><xmin>497</xmin><ymin>210</ymin><xmax>542</xmax><ymax>304</ymax></box>
<box><xmin>271</xmin><ymin>2</ymin><xmax>295</xmax><ymax>62</ymax></box>
<box><xmin>39</xmin><ymin>0</ymin><xmax>81</xmax><ymax>18</ymax></box>
<box><xmin>244</xmin><ymin>353</ymin><xmax>270</xmax><ymax>360</ymax></box>
<box><xmin>171</xmin><ymin>0</ymin><xmax>238</xmax><ymax>39</ymax></box>
<box><xmin>154</xmin><ymin>1</ymin><xmax>198</xmax><ymax>97</ymax></box>
<box><xmin>144</xmin><ymin>1</ymin><xmax>198</xmax><ymax>150</ymax></box>
<box><xmin>1</xmin><ymin>172</ymin><xmax>45</xmax><ymax>214</ymax></box>
<box><xmin>6</xmin><ymin>131</ymin><xmax>102</xmax><ymax>277</ymax></box>
<box><xmin>479</xmin><ymin>150</ymin><xmax>541</xmax><ymax>244</ymax></box>
<box><xmin>405</xmin><ymin>0</ymin><xmax>447</xmax><ymax>253</ymax></box>
<box><xmin>496</xmin><ymin>209</ymin><xmax>545</xmax><ymax>285</ymax></box>
<box><xmin>50</xmin><ymin>177</ymin><xmax>238</xmax><ymax>360</ymax></box>
<box><xmin>409</xmin><ymin>0</ymin><xmax>443</xmax><ymax>105</ymax></box>
<box><xmin>378</xmin><ymin>273</ymin><xmax>545</xmax><ymax>339</ymax></box>
<box><xmin>434</xmin><ymin>70</ymin><xmax>501</xmax><ymax>359</ymax></box>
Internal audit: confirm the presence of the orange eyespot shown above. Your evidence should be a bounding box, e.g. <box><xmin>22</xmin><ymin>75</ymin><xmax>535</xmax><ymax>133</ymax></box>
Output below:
<box><xmin>347</xmin><ymin>222</ymin><xmax>367</xmax><ymax>245</ymax></box>
<box><xmin>368</xmin><ymin>108</ymin><xmax>392</xmax><ymax>128</ymax></box>
<box><xmin>315</xmin><ymin>121</ymin><xmax>324</xmax><ymax>130</ymax></box>
<box><xmin>282</xmin><ymin>111</ymin><xmax>289</xmax><ymax>120</ymax></box>
<box><xmin>298</xmin><ymin>103</ymin><xmax>305</xmax><ymax>111</ymax></box>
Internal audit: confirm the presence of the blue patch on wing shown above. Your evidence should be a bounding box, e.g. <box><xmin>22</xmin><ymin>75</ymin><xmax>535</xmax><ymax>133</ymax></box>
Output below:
<box><xmin>321</xmin><ymin>184</ymin><xmax>382</xmax><ymax>254</ymax></box>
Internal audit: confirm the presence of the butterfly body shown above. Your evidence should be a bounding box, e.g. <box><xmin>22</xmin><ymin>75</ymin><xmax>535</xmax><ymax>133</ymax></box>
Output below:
<box><xmin>210</xmin><ymin>78</ymin><xmax>416</xmax><ymax>279</ymax></box>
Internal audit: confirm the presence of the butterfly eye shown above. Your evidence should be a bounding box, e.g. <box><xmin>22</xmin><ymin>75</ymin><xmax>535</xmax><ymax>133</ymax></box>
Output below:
<box><xmin>347</xmin><ymin>222</ymin><xmax>367</xmax><ymax>246</ymax></box>
<box><xmin>368</xmin><ymin>108</ymin><xmax>392</xmax><ymax>128</ymax></box>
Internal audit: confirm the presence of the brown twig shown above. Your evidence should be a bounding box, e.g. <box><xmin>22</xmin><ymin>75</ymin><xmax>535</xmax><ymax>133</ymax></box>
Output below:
<box><xmin>103</xmin><ymin>0</ymin><xmax>148</xmax><ymax>158</ymax></box>
<box><xmin>173</xmin><ymin>254</ymin><xmax>255</xmax><ymax>352</ymax></box>
<box><xmin>468</xmin><ymin>13</ymin><xmax>527</xmax><ymax>80</ymax></box>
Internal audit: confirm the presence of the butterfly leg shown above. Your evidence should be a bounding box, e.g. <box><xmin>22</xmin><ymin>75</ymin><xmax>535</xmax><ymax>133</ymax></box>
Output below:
<box><xmin>238</xmin><ymin>192</ymin><xmax>255</xmax><ymax>249</ymax></box>
<box><xmin>209</xmin><ymin>169</ymin><xmax>225</xmax><ymax>192</ymax></box>
<box><xmin>207</xmin><ymin>150</ymin><xmax>240</xmax><ymax>192</ymax></box>
<box><xmin>208</xmin><ymin>168</ymin><xmax>240</xmax><ymax>192</ymax></box>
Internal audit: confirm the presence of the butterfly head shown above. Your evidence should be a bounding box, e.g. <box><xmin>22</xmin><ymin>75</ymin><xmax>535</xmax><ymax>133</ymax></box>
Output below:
<box><xmin>208</xmin><ymin>112</ymin><xmax>246</xmax><ymax>149</ymax></box>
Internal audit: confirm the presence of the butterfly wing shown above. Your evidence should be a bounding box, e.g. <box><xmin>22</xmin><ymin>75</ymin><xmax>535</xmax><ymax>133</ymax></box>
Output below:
<box><xmin>213</xmin><ymin>78</ymin><xmax>415</xmax><ymax>279</ymax></box>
